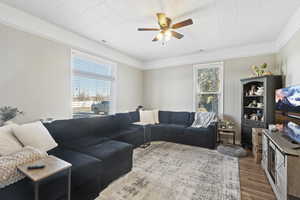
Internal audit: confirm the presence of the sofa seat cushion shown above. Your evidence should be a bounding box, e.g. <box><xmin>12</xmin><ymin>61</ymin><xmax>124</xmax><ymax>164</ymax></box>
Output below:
<box><xmin>150</xmin><ymin>124</ymin><xmax>186</xmax><ymax>142</ymax></box>
<box><xmin>150</xmin><ymin>123</ymin><xmax>169</xmax><ymax>141</ymax></box>
<box><xmin>110</xmin><ymin>127</ymin><xmax>144</xmax><ymax>147</ymax></box>
<box><xmin>80</xmin><ymin>140</ymin><xmax>132</xmax><ymax>162</ymax></box>
<box><xmin>166</xmin><ymin>124</ymin><xmax>186</xmax><ymax>135</ymax></box>
<box><xmin>184</xmin><ymin>126</ymin><xmax>213</xmax><ymax>134</ymax></box>
<box><xmin>79</xmin><ymin>140</ymin><xmax>133</xmax><ymax>187</ymax></box>
<box><xmin>182</xmin><ymin>126</ymin><xmax>217</xmax><ymax>148</ymax></box>
<box><xmin>0</xmin><ymin>179</ymin><xmax>32</xmax><ymax>200</ymax></box>
<box><xmin>49</xmin><ymin>148</ymin><xmax>102</xmax><ymax>188</ymax></box>
<box><xmin>62</xmin><ymin>136</ymin><xmax>109</xmax><ymax>151</ymax></box>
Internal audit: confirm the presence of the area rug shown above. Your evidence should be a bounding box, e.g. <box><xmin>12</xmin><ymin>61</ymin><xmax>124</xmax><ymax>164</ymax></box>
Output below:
<box><xmin>97</xmin><ymin>142</ymin><xmax>240</xmax><ymax>200</ymax></box>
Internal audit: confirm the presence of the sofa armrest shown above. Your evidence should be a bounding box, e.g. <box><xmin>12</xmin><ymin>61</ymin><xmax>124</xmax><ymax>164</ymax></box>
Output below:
<box><xmin>208</xmin><ymin>122</ymin><xmax>218</xmax><ymax>148</ymax></box>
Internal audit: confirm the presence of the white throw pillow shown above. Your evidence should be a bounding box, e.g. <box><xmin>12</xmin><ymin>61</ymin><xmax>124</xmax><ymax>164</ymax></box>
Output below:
<box><xmin>140</xmin><ymin>110</ymin><xmax>156</xmax><ymax>124</ymax></box>
<box><xmin>13</xmin><ymin>121</ymin><xmax>57</xmax><ymax>152</ymax></box>
<box><xmin>153</xmin><ymin>109</ymin><xmax>159</xmax><ymax>124</ymax></box>
<box><xmin>0</xmin><ymin>124</ymin><xmax>23</xmax><ymax>156</ymax></box>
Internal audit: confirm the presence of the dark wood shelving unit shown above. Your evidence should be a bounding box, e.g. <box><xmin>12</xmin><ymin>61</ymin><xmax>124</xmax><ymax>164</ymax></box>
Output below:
<box><xmin>241</xmin><ymin>75</ymin><xmax>282</xmax><ymax>148</ymax></box>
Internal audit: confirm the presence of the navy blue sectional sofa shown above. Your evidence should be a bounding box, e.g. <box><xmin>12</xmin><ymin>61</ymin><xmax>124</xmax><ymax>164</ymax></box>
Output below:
<box><xmin>0</xmin><ymin>111</ymin><xmax>217</xmax><ymax>200</ymax></box>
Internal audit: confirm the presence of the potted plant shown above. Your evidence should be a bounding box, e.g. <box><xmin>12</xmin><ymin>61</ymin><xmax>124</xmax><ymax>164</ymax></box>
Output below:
<box><xmin>0</xmin><ymin>106</ymin><xmax>23</xmax><ymax>126</ymax></box>
<box><xmin>251</xmin><ymin>63</ymin><xmax>272</xmax><ymax>77</ymax></box>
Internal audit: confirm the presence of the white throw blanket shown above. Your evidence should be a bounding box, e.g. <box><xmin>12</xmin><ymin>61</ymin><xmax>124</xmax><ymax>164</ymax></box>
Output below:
<box><xmin>0</xmin><ymin>146</ymin><xmax>48</xmax><ymax>189</ymax></box>
<box><xmin>191</xmin><ymin>112</ymin><xmax>217</xmax><ymax>128</ymax></box>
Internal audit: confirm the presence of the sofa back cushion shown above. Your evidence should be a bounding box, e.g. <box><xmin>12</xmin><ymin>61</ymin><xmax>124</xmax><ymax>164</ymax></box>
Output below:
<box><xmin>44</xmin><ymin>118</ymin><xmax>93</xmax><ymax>143</ymax></box>
<box><xmin>85</xmin><ymin>115</ymin><xmax>119</xmax><ymax>136</ymax></box>
<box><xmin>44</xmin><ymin>116</ymin><xmax>119</xmax><ymax>143</ymax></box>
<box><xmin>169</xmin><ymin>112</ymin><xmax>190</xmax><ymax>126</ymax></box>
<box><xmin>159</xmin><ymin>111</ymin><xmax>170</xmax><ymax>124</ymax></box>
<box><xmin>129</xmin><ymin>111</ymin><xmax>139</xmax><ymax>122</ymax></box>
<box><xmin>189</xmin><ymin>112</ymin><xmax>195</xmax><ymax>126</ymax></box>
<box><xmin>115</xmin><ymin>113</ymin><xmax>132</xmax><ymax>129</ymax></box>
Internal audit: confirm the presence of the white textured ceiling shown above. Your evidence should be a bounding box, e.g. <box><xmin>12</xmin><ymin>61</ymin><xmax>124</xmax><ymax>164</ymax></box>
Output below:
<box><xmin>1</xmin><ymin>0</ymin><xmax>300</xmax><ymax>61</ymax></box>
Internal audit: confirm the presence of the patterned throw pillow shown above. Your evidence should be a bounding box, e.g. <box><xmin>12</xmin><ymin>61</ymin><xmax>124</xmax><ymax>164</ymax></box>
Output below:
<box><xmin>0</xmin><ymin>146</ymin><xmax>48</xmax><ymax>189</ymax></box>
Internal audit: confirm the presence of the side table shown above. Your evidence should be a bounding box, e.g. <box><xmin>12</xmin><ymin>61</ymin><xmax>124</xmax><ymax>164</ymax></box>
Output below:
<box><xmin>18</xmin><ymin>155</ymin><xmax>72</xmax><ymax>200</ymax></box>
<box><xmin>218</xmin><ymin>128</ymin><xmax>236</xmax><ymax>145</ymax></box>
<box><xmin>133</xmin><ymin>122</ymin><xmax>152</xmax><ymax>148</ymax></box>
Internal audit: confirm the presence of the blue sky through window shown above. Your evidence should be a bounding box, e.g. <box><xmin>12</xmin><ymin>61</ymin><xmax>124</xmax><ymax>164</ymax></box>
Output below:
<box><xmin>72</xmin><ymin>56</ymin><xmax>112</xmax><ymax>99</ymax></box>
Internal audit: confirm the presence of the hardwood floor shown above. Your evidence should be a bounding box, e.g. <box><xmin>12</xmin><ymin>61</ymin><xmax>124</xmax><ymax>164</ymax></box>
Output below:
<box><xmin>239</xmin><ymin>155</ymin><xmax>276</xmax><ymax>200</ymax></box>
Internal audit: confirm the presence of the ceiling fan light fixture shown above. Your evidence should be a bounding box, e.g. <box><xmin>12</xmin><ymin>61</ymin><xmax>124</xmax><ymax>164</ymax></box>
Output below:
<box><xmin>157</xmin><ymin>32</ymin><xmax>164</xmax><ymax>40</ymax></box>
<box><xmin>164</xmin><ymin>30</ymin><xmax>172</xmax><ymax>41</ymax></box>
<box><xmin>137</xmin><ymin>13</ymin><xmax>193</xmax><ymax>43</ymax></box>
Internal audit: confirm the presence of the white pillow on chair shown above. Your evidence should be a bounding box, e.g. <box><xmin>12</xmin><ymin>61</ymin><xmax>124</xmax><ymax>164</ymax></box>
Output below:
<box><xmin>153</xmin><ymin>109</ymin><xmax>159</xmax><ymax>124</ymax></box>
<box><xmin>13</xmin><ymin>121</ymin><xmax>57</xmax><ymax>152</ymax></box>
<box><xmin>0</xmin><ymin>124</ymin><xmax>23</xmax><ymax>156</ymax></box>
<box><xmin>140</xmin><ymin>110</ymin><xmax>156</xmax><ymax>124</ymax></box>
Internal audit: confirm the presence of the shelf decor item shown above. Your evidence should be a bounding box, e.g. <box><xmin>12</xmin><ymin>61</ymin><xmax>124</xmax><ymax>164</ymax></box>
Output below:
<box><xmin>255</xmin><ymin>87</ymin><xmax>264</xmax><ymax>96</ymax></box>
<box><xmin>219</xmin><ymin>119</ymin><xmax>235</xmax><ymax>129</ymax></box>
<box><xmin>241</xmin><ymin>75</ymin><xmax>282</xmax><ymax>148</ymax></box>
<box><xmin>251</xmin><ymin>63</ymin><xmax>271</xmax><ymax>77</ymax></box>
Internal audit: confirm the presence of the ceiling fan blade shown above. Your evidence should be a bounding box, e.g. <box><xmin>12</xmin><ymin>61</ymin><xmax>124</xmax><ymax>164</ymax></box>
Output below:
<box><xmin>171</xmin><ymin>31</ymin><xmax>184</xmax><ymax>39</ymax></box>
<box><xmin>172</xmin><ymin>19</ymin><xmax>193</xmax><ymax>29</ymax></box>
<box><xmin>157</xmin><ymin>13</ymin><xmax>168</xmax><ymax>28</ymax></box>
<box><xmin>137</xmin><ymin>28</ymin><xmax>160</xmax><ymax>31</ymax></box>
<box><xmin>152</xmin><ymin>36</ymin><xmax>159</xmax><ymax>42</ymax></box>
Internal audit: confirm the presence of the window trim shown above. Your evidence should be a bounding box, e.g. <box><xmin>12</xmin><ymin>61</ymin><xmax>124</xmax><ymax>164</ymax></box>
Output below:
<box><xmin>193</xmin><ymin>62</ymin><xmax>224</xmax><ymax>117</ymax></box>
<box><xmin>70</xmin><ymin>49</ymin><xmax>117</xmax><ymax>116</ymax></box>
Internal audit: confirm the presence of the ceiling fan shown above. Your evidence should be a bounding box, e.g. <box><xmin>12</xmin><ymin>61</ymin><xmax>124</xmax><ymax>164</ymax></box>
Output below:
<box><xmin>138</xmin><ymin>13</ymin><xmax>193</xmax><ymax>42</ymax></box>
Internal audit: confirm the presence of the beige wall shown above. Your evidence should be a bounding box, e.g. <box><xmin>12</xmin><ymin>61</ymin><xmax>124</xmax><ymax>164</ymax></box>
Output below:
<box><xmin>277</xmin><ymin>29</ymin><xmax>300</xmax><ymax>87</ymax></box>
<box><xmin>0</xmin><ymin>23</ymin><xmax>143</xmax><ymax>123</ymax></box>
<box><xmin>143</xmin><ymin>64</ymin><xmax>194</xmax><ymax>111</ymax></box>
<box><xmin>117</xmin><ymin>64</ymin><xmax>143</xmax><ymax>112</ymax></box>
<box><xmin>143</xmin><ymin>54</ymin><xmax>278</xmax><ymax>143</ymax></box>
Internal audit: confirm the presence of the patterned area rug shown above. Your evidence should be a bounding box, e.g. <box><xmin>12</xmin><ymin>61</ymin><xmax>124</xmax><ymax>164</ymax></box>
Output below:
<box><xmin>97</xmin><ymin>142</ymin><xmax>240</xmax><ymax>200</ymax></box>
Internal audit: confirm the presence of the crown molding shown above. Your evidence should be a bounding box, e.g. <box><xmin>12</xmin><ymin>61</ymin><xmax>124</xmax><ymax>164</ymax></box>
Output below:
<box><xmin>276</xmin><ymin>6</ymin><xmax>300</xmax><ymax>50</ymax></box>
<box><xmin>143</xmin><ymin>42</ymin><xmax>277</xmax><ymax>70</ymax></box>
<box><xmin>0</xmin><ymin>2</ymin><xmax>143</xmax><ymax>69</ymax></box>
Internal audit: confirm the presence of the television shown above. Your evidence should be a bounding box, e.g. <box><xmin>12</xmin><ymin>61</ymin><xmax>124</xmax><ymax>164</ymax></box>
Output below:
<box><xmin>275</xmin><ymin>85</ymin><xmax>300</xmax><ymax>144</ymax></box>
<box><xmin>283</xmin><ymin>122</ymin><xmax>300</xmax><ymax>144</ymax></box>
<box><xmin>275</xmin><ymin>85</ymin><xmax>300</xmax><ymax>117</ymax></box>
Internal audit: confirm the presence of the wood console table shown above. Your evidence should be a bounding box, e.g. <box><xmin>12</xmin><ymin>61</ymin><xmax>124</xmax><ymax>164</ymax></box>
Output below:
<box><xmin>262</xmin><ymin>129</ymin><xmax>300</xmax><ymax>200</ymax></box>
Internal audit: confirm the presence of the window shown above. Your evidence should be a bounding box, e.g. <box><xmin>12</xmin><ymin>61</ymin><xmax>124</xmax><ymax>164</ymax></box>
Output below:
<box><xmin>193</xmin><ymin>62</ymin><xmax>223</xmax><ymax>116</ymax></box>
<box><xmin>71</xmin><ymin>50</ymin><xmax>116</xmax><ymax>118</ymax></box>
